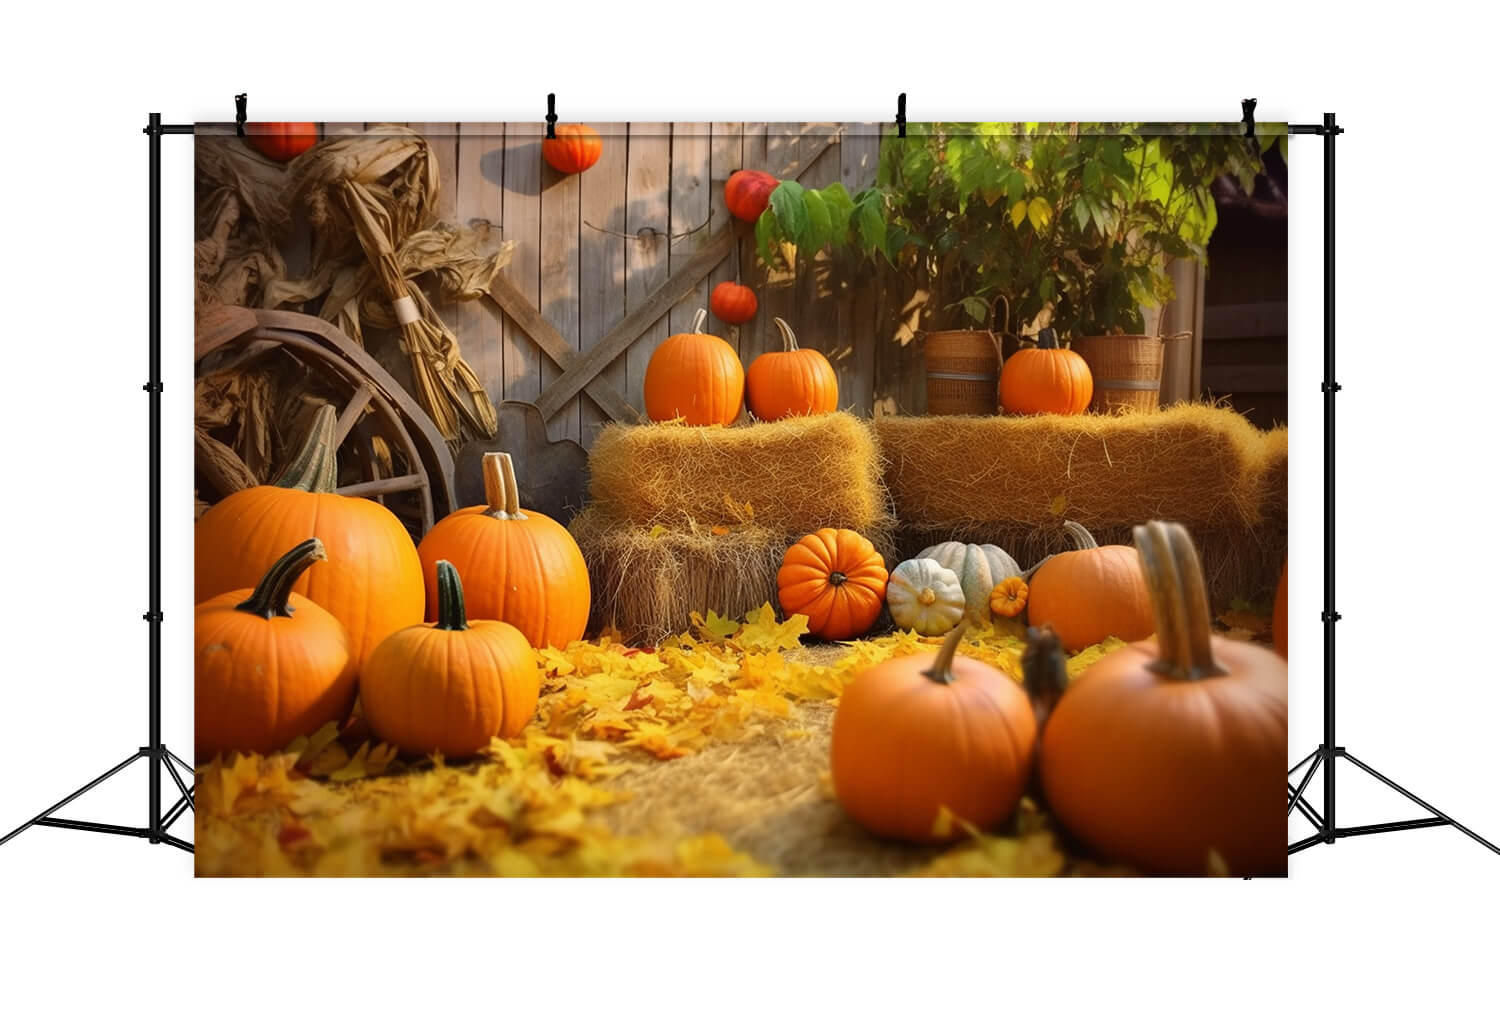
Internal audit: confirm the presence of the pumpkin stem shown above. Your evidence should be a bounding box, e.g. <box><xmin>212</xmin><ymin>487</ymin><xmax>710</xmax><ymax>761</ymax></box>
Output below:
<box><xmin>1036</xmin><ymin>326</ymin><xmax>1059</xmax><ymax>350</ymax></box>
<box><xmin>1061</xmin><ymin>520</ymin><xmax>1099</xmax><ymax>551</ymax></box>
<box><xmin>481</xmin><ymin>452</ymin><xmax>528</xmax><ymax>521</ymax></box>
<box><xmin>922</xmin><ymin>625</ymin><xmax>968</xmax><ymax>685</ymax></box>
<box><xmin>829</xmin><ymin>570</ymin><xmax>849</xmax><ymax>587</ymax></box>
<box><xmin>274</xmin><ymin>405</ymin><xmax>338</xmax><ymax>493</ymax></box>
<box><xmin>234</xmin><ymin>539</ymin><xmax>326</xmax><ymax>620</ymax></box>
<box><xmin>692</xmin><ymin>308</ymin><xmax>708</xmax><ymax>334</ymax></box>
<box><xmin>773</xmin><ymin>317</ymin><xmax>800</xmax><ymax>352</ymax></box>
<box><xmin>1133</xmin><ymin>520</ymin><xmax>1227</xmax><ymax>681</ymax></box>
<box><xmin>1020</xmin><ymin>625</ymin><xmax>1069</xmax><ymax>728</ymax></box>
<box><xmin>434</xmin><ymin>560</ymin><xmax>470</xmax><ymax>631</ymax></box>
<box><xmin>918</xmin><ymin>587</ymin><xmax>936</xmax><ymax>606</ymax></box>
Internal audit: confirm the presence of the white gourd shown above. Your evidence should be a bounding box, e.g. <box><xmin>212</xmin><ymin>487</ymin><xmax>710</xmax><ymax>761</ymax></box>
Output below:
<box><xmin>887</xmin><ymin>558</ymin><xmax>966</xmax><ymax>636</ymax></box>
<box><xmin>917</xmin><ymin>542</ymin><xmax>1023</xmax><ymax>624</ymax></box>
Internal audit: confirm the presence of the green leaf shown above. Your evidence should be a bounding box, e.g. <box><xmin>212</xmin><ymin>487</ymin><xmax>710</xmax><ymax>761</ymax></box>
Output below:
<box><xmin>820</xmin><ymin>182</ymin><xmax>854</xmax><ymax>243</ymax></box>
<box><xmin>769</xmin><ymin>181</ymin><xmax>808</xmax><ymax>242</ymax></box>
<box><xmin>959</xmin><ymin>295</ymin><xmax>990</xmax><ymax>325</ymax></box>
<box><xmin>802</xmin><ymin>188</ymin><xmax>832</xmax><ymax>251</ymax></box>
<box><xmin>856</xmin><ymin>195</ymin><xmax>886</xmax><ymax>252</ymax></box>
<box><xmin>755</xmin><ymin>211</ymin><xmax>779</xmax><ymax>267</ymax></box>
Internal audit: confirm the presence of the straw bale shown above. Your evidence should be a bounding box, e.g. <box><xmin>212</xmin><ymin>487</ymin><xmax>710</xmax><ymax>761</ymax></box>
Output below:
<box><xmin>587</xmin><ymin>413</ymin><xmax>891</xmax><ymax>534</ymax></box>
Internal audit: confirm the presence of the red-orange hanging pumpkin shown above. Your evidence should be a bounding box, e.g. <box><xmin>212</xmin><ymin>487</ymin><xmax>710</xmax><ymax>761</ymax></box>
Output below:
<box><xmin>642</xmin><ymin>308</ymin><xmax>745</xmax><ymax>425</ymax></box>
<box><xmin>777</xmin><ymin>528</ymin><xmax>888</xmax><ymax>640</ymax></box>
<box><xmin>1027</xmin><ymin>520</ymin><xmax>1154</xmax><ymax>652</ymax></box>
<box><xmin>244</xmin><ymin>122</ymin><xmax>319</xmax><ymax>163</ymax></box>
<box><xmin>542</xmin><ymin>124</ymin><xmax>603</xmax><ymax>175</ymax></box>
<box><xmin>999</xmin><ymin>327</ymin><xmax>1093</xmax><ymax>415</ymax></box>
<box><xmin>710</xmin><ymin>281</ymin><xmax>758</xmax><ymax>325</ymax></box>
<box><xmin>725</xmin><ymin>169</ymin><xmax>779</xmax><ymax>222</ymax></box>
<box><xmin>746</xmin><ymin>317</ymin><xmax>839</xmax><ymax>420</ymax></box>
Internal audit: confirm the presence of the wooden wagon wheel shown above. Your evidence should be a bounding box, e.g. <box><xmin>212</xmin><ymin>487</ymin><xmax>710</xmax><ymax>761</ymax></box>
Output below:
<box><xmin>195</xmin><ymin>305</ymin><xmax>457</xmax><ymax>534</ymax></box>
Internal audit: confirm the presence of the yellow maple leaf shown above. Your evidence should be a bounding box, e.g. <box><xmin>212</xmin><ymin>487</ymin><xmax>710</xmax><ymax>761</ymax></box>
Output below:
<box><xmin>691</xmin><ymin>609</ymin><xmax>740</xmax><ymax>644</ymax></box>
<box><xmin>736</xmin><ymin>602</ymin><xmax>808</xmax><ymax>651</ymax></box>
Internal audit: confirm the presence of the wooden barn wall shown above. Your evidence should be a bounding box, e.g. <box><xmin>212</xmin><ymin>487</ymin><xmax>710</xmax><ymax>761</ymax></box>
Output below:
<box><xmin>326</xmin><ymin>122</ymin><xmax>916</xmax><ymax>451</ymax></box>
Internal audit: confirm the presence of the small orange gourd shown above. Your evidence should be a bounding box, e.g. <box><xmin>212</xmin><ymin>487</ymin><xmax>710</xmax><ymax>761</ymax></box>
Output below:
<box><xmin>833</xmin><ymin>627</ymin><xmax>1038</xmax><ymax>842</ymax></box>
<box><xmin>417</xmin><ymin>452</ymin><xmax>590</xmax><ymax>650</ymax></box>
<box><xmin>1040</xmin><ymin>521</ymin><xmax>1288</xmax><ymax>875</ymax></box>
<box><xmin>542</xmin><ymin>124</ymin><xmax>603</xmax><ymax>175</ymax></box>
<box><xmin>642</xmin><ymin>308</ymin><xmax>745</xmax><ymax>426</ymax></box>
<box><xmin>361</xmin><ymin>560</ymin><xmax>541</xmax><ymax>758</ymax></box>
<box><xmin>746</xmin><ymin>317</ymin><xmax>839</xmax><ymax>421</ymax></box>
<box><xmin>710</xmin><ymin>280</ymin><xmax>758</xmax><ymax>325</ymax></box>
<box><xmin>1027</xmin><ymin>520</ymin><xmax>1154</xmax><ymax>652</ymax></box>
<box><xmin>989</xmin><ymin>576</ymin><xmax>1029</xmax><ymax>619</ymax></box>
<box><xmin>194</xmin><ymin>539</ymin><xmax>356</xmax><ymax>761</ymax></box>
<box><xmin>777</xmin><ymin>528</ymin><xmax>888</xmax><ymax>641</ymax></box>
<box><xmin>999</xmin><ymin>327</ymin><xmax>1093</xmax><ymax>415</ymax></box>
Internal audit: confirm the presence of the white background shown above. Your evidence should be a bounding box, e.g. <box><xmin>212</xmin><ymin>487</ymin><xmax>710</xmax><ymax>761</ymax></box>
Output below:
<box><xmin>1</xmin><ymin>2</ymin><xmax>1495</xmax><ymax>1019</ymax></box>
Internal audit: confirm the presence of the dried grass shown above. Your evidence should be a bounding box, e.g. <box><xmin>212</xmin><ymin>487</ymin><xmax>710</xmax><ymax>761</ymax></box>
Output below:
<box><xmin>586</xmin><ymin>413</ymin><xmax>892</xmax><ymax>534</ymax></box>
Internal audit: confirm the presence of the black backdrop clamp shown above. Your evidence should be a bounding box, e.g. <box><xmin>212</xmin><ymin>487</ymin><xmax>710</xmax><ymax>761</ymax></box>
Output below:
<box><xmin>1241</xmin><ymin>97</ymin><xmax>1256</xmax><ymax>139</ymax></box>
<box><xmin>235</xmin><ymin>93</ymin><xmax>247</xmax><ymax>137</ymax></box>
<box><xmin>545</xmin><ymin>93</ymin><xmax>557</xmax><ymax>139</ymax></box>
<box><xmin>896</xmin><ymin>93</ymin><xmax>906</xmax><ymax>138</ymax></box>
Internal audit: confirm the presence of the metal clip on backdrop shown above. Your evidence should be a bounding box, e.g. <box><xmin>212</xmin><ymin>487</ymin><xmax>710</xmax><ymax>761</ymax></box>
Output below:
<box><xmin>3</xmin><ymin>108</ymin><xmax>1496</xmax><ymax>868</ymax></box>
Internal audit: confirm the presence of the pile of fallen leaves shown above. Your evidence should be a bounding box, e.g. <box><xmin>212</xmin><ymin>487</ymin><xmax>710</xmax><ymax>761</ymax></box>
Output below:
<box><xmin>195</xmin><ymin>604</ymin><xmax>1271</xmax><ymax>876</ymax></box>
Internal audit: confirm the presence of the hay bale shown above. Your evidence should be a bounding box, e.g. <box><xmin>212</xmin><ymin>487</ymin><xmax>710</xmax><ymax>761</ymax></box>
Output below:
<box><xmin>587</xmin><ymin>412</ymin><xmax>891</xmax><ymax>534</ymax></box>
<box><xmin>1258</xmin><ymin>426</ymin><xmax>1288</xmax><ymax>529</ymax></box>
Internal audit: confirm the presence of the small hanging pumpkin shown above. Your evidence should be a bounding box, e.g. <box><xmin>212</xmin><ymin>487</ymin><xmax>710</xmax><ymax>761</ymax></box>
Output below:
<box><xmin>745</xmin><ymin>318</ymin><xmax>839</xmax><ymax>421</ymax></box>
<box><xmin>725</xmin><ymin>169</ymin><xmax>779</xmax><ymax>222</ymax></box>
<box><xmin>916</xmin><ymin>541</ymin><xmax>1022</xmax><ymax>625</ymax></box>
<box><xmin>1041</xmin><ymin>521</ymin><xmax>1288</xmax><ymax>876</ymax></box>
<box><xmin>1026</xmin><ymin>520</ymin><xmax>1153</xmax><ymax>652</ymax></box>
<box><xmin>417</xmin><ymin>452</ymin><xmax>590</xmax><ymax>650</ymax></box>
<box><xmin>361</xmin><ymin>560</ymin><xmax>541</xmax><ymax>758</ymax></box>
<box><xmin>777</xmin><ymin>528</ymin><xmax>888</xmax><ymax>641</ymax></box>
<box><xmin>195</xmin><ymin>405</ymin><xmax>425</xmax><ymax>668</ymax></box>
<box><xmin>999</xmin><ymin>327</ymin><xmax>1093</xmax><ymax>415</ymax></box>
<box><xmin>887</xmin><ymin>558</ymin><xmax>966</xmax><ymax>636</ymax></box>
<box><xmin>1273</xmin><ymin>560</ymin><xmax>1288</xmax><ymax>659</ymax></box>
<box><xmin>194</xmin><ymin>539</ymin><xmax>356</xmax><ymax>761</ymax></box>
<box><xmin>832</xmin><ymin>626</ymin><xmax>1038</xmax><ymax>842</ymax></box>
<box><xmin>244</xmin><ymin>122</ymin><xmax>319</xmax><ymax>163</ymax></box>
<box><xmin>710</xmin><ymin>280</ymin><xmax>758</xmax><ymax>325</ymax></box>
<box><xmin>989</xmin><ymin>576</ymin><xmax>1029</xmax><ymax>619</ymax></box>
<box><xmin>542</xmin><ymin>124</ymin><xmax>603</xmax><ymax>175</ymax></box>
<box><xmin>642</xmin><ymin>308</ymin><xmax>745</xmax><ymax>426</ymax></box>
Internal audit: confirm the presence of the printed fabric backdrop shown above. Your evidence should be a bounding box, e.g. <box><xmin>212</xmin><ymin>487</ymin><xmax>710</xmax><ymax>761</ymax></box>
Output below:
<box><xmin>192</xmin><ymin>120</ymin><xmax>1290</xmax><ymax>877</ymax></box>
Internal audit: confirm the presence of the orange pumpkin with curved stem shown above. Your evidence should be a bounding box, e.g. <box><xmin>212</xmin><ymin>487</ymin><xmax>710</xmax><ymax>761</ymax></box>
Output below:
<box><xmin>746</xmin><ymin>318</ymin><xmax>839</xmax><ymax>420</ymax></box>
<box><xmin>725</xmin><ymin>169</ymin><xmax>779</xmax><ymax>222</ymax></box>
<box><xmin>194</xmin><ymin>539</ymin><xmax>356</xmax><ymax>760</ymax></box>
<box><xmin>999</xmin><ymin>327</ymin><xmax>1093</xmax><ymax>415</ymax></box>
<box><xmin>194</xmin><ymin>405</ymin><xmax>424</xmax><ymax>668</ymax></box>
<box><xmin>833</xmin><ymin>626</ymin><xmax>1037</xmax><ymax>841</ymax></box>
<box><xmin>416</xmin><ymin>452</ymin><xmax>590</xmax><ymax>650</ymax></box>
<box><xmin>642</xmin><ymin>308</ymin><xmax>745</xmax><ymax>425</ymax></box>
<box><xmin>1027</xmin><ymin>520</ymin><xmax>1154</xmax><ymax>652</ymax></box>
<box><xmin>361</xmin><ymin>560</ymin><xmax>540</xmax><ymax>758</ymax></box>
<box><xmin>1040</xmin><ymin>521</ymin><xmax>1288</xmax><ymax>875</ymax></box>
<box><xmin>710</xmin><ymin>281</ymin><xmax>758</xmax><ymax>325</ymax></box>
<box><xmin>542</xmin><ymin>124</ymin><xmax>603</xmax><ymax>175</ymax></box>
<box><xmin>777</xmin><ymin>528</ymin><xmax>888</xmax><ymax>640</ymax></box>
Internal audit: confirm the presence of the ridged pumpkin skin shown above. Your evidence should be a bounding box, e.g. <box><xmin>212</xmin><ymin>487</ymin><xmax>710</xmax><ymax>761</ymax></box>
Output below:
<box><xmin>1027</xmin><ymin>521</ymin><xmax>1153</xmax><ymax>652</ymax></box>
<box><xmin>1040</xmin><ymin>522</ymin><xmax>1288</xmax><ymax>875</ymax></box>
<box><xmin>643</xmin><ymin>308</ymin><xmax>745</xmax><ymax>425</ymax></box>
<box><xmin>917</xmin><ymin>541</ymin><xmax>1022</xmax><ymax>625</ymax></box>
<box><xmin>361</xmin><ymin>561</ymin><xmax>540</xmax><ymax>758</ymax></box>
<box><xmin>542</xmin><ymin>124</ymin><xmax>603</xmax><ymax>175</ymax></box>
<box><xmin>195</xmin><ymin>539</ymin><xmax>357</xmax><ymax>761</ymax></box>
<box><xmin>1272</xmin><ymin>561</ymin><xmax>1288</xmax><ymax>659</ymax></box>
<box><xmin>417</xmin><ymin>452</ymin><xmax>590</xmax><ymax>650</ymax></box>
<box><xmin>777</xmin><ymin>528</ymin><xmax>888</xmax><ymax>641</ymax></box>
<box><xmin>725</xmin><ymin>169</ymin><xmax>779</xmax><ymax>222</ymax></box>
<box><xmin>194</xmin><ymin>406</ymin><xmax>424</xmax><ymax>669</ymax></box>
<box><xmin>710</xmin><ymin>281</ymin><xmax>758</xmax><ymax>325</ymax></box>
<box><xmin>244</xmin><ymin>122</ymin><xmax>319</xmax><ymax>163</ymax></box>
<box><xmin>746</xmin><ymin>318</ymin><xmax>839</xmax><ymax>421</ymax></box>
<box><xmin>887</xmin><ymin>558</ymin><xmax>966</xmax><ymax>636</ymax></box>
<box><xmin>1000</xmin><ymin>330</ymin><xmax>1093</xmax><ymax>415</ymax></box>
<box><xmin>833</xmin><ymin>629</ymin><xmax>1037</xmax><ymax>842</ymax></box>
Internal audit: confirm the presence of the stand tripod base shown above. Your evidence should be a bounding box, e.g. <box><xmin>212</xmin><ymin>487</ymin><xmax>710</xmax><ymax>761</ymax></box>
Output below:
<box><xmin>0</xmin><ymin>746</ymin><xmax>194</xmax><ymax>853</ymax></box>
<box><xmin>1288</xmin><ymin>746</ymin><xmax>1498</xmax><ymax>857</ymax></box>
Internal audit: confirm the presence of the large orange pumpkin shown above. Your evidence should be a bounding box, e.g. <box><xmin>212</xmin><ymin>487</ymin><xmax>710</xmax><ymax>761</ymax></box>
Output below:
<box><xmin>194</xmin><ymin>539</ymin><xmax>357</xmax><ymax>761</ymax></box>
<box><xmin>999</xmin><ymin>328</ymin><xmax>1093</xmax><ymax>415</ymax></box>
<box><xmin>1027</xmin><ymin>520</ymin><xmax>1154</xmax><ymax>652</ymax></box>
<box><xmin>642</xmin><ymin>308</ymin><xmax>745</xmax><ymax>425</ymax></box>
<box><xmin>746</xmin><ymin>317</ymin><xmax>839</xmax><ymax>421</ymax></box>
<box><xmin>777</xmin><ymin>528</ymin><xmax>888</xmax><ymax>641</ymax></box>
<box><xmin>244</xmin><ymin>122</ymin><xmax>319</xmax><ymax>163</ymax></box>
<box><xmin>542</xmin><ymin>124</ymin><xmax>603</xmax><ymax>175</ymax></box>
<box><xmin>1273</xmin><ymin>560</ymin><xmax>1288</xmax><ymax>659</ymax></box>
<box><xmin>832</xmin><ymin>627</ymin><xmax>1037</xmax><ymax>842</ymax></box>
<box><xmin>710</xmin><ymin>280</ymin><xmax>758</xmax><ymax>325</ymax></box>
<box><xmin>194</xmin><ymin>405</ymin><xmax>425</xmax><ymax>668</ymax></box>
<box><xmin>725</xmin><ymin>169</ymin><xmax>779</xmax><ymax>222</ymax></box>
<box><xmin>416</xmin><ymin>451</ymin><xmax>590</xmax><ymax>650</ymax></box>
<box><xmin>361</xmin><ymin>560</ymin><xmax>541</xmax><ymax>758</ymax></box>
<box><xmin>1041</xmin><ymin>521</ymin><xmax>1288</xmax><ymax>875</ymax></box>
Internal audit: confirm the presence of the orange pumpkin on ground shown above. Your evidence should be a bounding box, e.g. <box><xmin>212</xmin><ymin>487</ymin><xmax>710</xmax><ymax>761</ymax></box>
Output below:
<box><xmin>194</xmin><ymin>539</ymin><xmax>356</xmax><ymax>761</ymax></box>
<box><xmin>416</xmin><ymin>452</ymin><xmax>590</xmax><ymax>650</ymax></box>
<box><xmin>1273</xmin><ymin>561</ymin><xmax>1288</xmax><ymax>658</ymax></box>
<box><xmin>746</xmin><ymin>318</ymin><xmax>839</xmax><ymax>421</ymax></box>
<box><xmin>710</xmin><ymin>280</ymin><xmax>758</xmax><ymax>325</ymax></box>
<box><xmin>194</xmin><ymin>405</ymin><xmax>424</xmax><ymax>668</ymax></box>
<box><xmin>724</xmin><ymin>169</ymin><xmax>779</xmax><ymax>222</ymax></box>
<box><xmin>1027</xmin><ymin>520</ymin><xmax>1154</xmax><ymax>652</ymax></box>
<box><xmin>642</xmin><ymin>308</ymin><xmax>745</xmax><ymax>425</ymax></box>
<box><xmin>777</xmin><ymin>528</ymin><xmax>888</xmax><ymax>641</ymax></box>
<box><xmin>542</xmin><ymin>124</ymin><xmax>603</xmax><ymax>175</ymax></box>
<box><xmin>1041</xmin><ymin>521</ymin><xmax>1288</xmax><ymax>876</ymax></box>
<box><xmin>833</xmin><ymin>627</ymin><xmax>1038</xmax><ymax>842</ymax></box>
<box><xmin>999</xmin><ymin>327</ymin><xmax>1093</xmax><ymax>415</ymax></box>
<box><xmin>361</xmin><ymin>560</ymin><xmax>540</xmax><ymax>758</ymax></box>
<box><xmin>244</xmin><ymin>122</ymin><xmax>319</xmax><ymax>163</ymax></box>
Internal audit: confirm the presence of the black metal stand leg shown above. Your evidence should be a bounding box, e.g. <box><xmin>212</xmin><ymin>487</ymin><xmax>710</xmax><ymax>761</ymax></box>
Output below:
<box><xmin>0</xmin><ymin>751</ymin><xmax>147</xmax><ymax>846</ymax></box>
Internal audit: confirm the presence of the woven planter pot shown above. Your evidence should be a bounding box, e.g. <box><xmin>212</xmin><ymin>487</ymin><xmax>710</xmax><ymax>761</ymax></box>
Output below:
<box><xmin>1071</xmin><ymin>335</ymin><xmax>1165</xmax><ymax>413</ymax></box>
<box><xmin>923</xmin><ymin>330</ymin><xmax>1000</xmax><ymax>415</ymax></box>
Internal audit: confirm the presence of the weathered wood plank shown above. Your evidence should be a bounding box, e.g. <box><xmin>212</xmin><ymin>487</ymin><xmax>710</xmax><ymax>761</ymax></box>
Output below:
<box><xmin>737</xmin><ymin>123</ymin><xmax>770</xmax><ymax>365</ymax></box>
<box><xmin>624</xmin><ymin>123</ymin><xmax>672</xmax><ymax>413</ymax></box>
<box><xmin>793</xmin><ymin>134</ymin><xmax>848</xmax><ymax>411</ymax></box>
<box><xmin>501</xmin><ymin>122</ymin><xmax>544</xmax><ymax>403</ymax></box>
<box><xmin>579</xmin><ymin>124</ymin><xmax>632</xmax><ymax>447</ymax></box>
<box><xmin>540</xmin><ymin>143</ymin><xmax>583</xmax><ymax>441</ymax></box>
<box><xmin>669</xmin><ymin>123</ymin><xmax>713</xmax><ymax>336</ymax></box>
<box><xmin>454</xmin><ymin>123</ymin><xmax>506</xmax><ymax>424</ymax></box>
<box><xmin>707</xmin><ymin>123</ymin><xmax>745</xmax><ymax>346</ymax></box>
<box><xmin>841</xmin><ymin>125</ymin><xmax>883</xmax><ymax>414</ymax></box>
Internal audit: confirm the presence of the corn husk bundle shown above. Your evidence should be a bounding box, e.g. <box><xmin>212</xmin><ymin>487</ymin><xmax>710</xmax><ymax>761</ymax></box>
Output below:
<box><xmin>193</xmin><ymin>138</ymin><xmax>289</xmax><ymax>309</ymax></box>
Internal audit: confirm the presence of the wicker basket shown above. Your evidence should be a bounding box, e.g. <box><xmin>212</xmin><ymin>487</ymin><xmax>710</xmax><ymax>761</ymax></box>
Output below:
<box><xmin>1071</xmin><ymin>335</ymin><xmax>1166</xmax><ymax>413</ymax></box>
<box><xmin>924</xmin><ymin>330</ymin><xmax>1000</xmax><ymax>415</ymax></box>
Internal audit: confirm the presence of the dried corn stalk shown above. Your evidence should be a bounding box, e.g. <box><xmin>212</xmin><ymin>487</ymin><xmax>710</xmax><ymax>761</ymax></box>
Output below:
<box><xmin>194</xmin><ymin>138</ymin><xmax>289</xmax><ymax>309</ymax></box>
